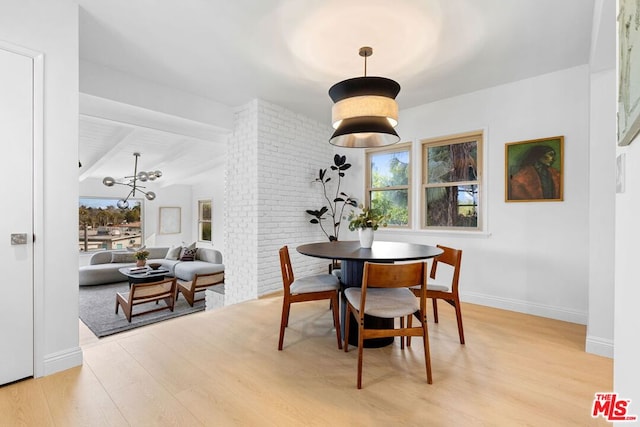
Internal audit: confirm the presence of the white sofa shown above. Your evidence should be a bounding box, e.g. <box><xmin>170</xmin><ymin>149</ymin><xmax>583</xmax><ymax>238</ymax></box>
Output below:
<box><xmin>79</xmin><ymin>247</ymin><xmax>224</xmax><ymax>286</ymax></box>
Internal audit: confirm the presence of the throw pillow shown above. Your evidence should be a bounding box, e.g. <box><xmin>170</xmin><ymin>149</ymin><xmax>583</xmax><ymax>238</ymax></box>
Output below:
<box><xmin>165</xmin><ymin>245</ymin><xmax>182</xmax><ymax>260</ymax></box>
<box><xmin>180</xmin><ymin>247</ymin><xmax>197</xmax><ymax>261</ymax></box>
<box><xmin>111</xmin><ymin>252</ymin><xmax>136</xmax><ymax>263</ymax></box>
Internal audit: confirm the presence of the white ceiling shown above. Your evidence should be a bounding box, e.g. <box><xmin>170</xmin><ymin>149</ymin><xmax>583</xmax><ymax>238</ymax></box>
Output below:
<box><xmin>77</xmin><ymin>0</ymin><xmax>601</xmax><ymax>186</ymax></box>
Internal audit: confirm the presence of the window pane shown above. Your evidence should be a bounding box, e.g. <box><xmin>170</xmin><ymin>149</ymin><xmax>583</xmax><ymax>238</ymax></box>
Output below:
<box><xmin>370</xmin><ymin>150</ymin><xmax>409</xmax><ymax>187</ymax></box>
<box><xmin>199</xmin><ymin>222</ymin><xmax>212</xmax><ymax>241</ymax></box>
<box><xmin>199</xmin><ymin>201</ymin><xmax>212</xmax><ymax>221</ymax></box>
<box><xmin>371</xmin><ymin>189</ymin><xmax>409</xmax><ymax>226</ymax></box>
<box><xmin>425</xmin><ymin>185</ymin><xmax>478</xmax><ymax>228</ymax></box>
<box><xmin>427</xmin><ymin>141</ymin><xmax>478</xmax><ymax>183</ymax></box>
<box><xmin>78</xmin><ymin>197</ymin><xmax>143</xmax><ymax>251</ymax></box>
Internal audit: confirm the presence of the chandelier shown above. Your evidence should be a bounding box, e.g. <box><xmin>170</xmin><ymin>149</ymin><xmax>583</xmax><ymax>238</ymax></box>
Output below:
<box><xmin>328</xmin><ymin>46</ymin><xmax>401</xmax><ymax>148</ymax></box>
<box><xmin>102</xmin><ymin>152</ymin><xmax>162</xmax><ymax>209</ymax></box>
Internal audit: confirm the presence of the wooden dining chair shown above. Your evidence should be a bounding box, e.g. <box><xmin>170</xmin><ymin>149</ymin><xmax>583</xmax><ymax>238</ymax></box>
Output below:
<box><xmin>115</xmin><ymin>278</ymin><xmax>178</xmax><ymax>322</ymax></box>
<box><xmin>344</xmin><ymin>261</ymin><xmax>432</xmax><ymax>389</ymax></box>
<box><xmin>177</xmin><ymin>271</ymin><xmax>225</xmax><ymax>307</ymax></box>
<box><xmin>408</xmin><ymin>245</ymin><xmax>465</xmax><ymax>345</ymax></box>
<box><xmin>278</xmin><ymin>246</ymin><xmax>342</xmax><ymax>351</ymax></box>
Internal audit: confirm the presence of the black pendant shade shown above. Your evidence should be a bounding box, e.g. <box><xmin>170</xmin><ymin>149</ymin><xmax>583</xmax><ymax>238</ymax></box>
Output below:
<box><xmin>328</xmin><ymin>48</ymin><xmax>401</xmax><ymax>148</ymax></box>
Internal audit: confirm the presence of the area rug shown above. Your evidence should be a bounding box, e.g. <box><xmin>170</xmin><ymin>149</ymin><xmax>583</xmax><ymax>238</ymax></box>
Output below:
<box><xmin>79</xmin><ymin>281</ymin><xmax>205</xmax><ymax>338</ymax></box>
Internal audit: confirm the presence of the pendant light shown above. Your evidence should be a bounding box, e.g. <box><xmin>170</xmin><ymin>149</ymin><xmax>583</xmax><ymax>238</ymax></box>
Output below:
<box><xmin>328</xmin><ymin>46</ymin><xmax>401</xmax><ymax>148</ymax></box>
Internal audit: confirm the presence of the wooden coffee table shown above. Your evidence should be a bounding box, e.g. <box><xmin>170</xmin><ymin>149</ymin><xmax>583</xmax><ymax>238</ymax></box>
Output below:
<box><xmin>118</xmin><ymin>266</ymin><xmax>170</xmax><ymax>287</ymax></box>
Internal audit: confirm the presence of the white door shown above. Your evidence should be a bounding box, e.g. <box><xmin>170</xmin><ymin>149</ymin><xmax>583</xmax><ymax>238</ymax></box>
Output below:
<box><xmin>0</xmin><ymin>47</ymin><xmax>34</xmax><ymax>384</ymax></box>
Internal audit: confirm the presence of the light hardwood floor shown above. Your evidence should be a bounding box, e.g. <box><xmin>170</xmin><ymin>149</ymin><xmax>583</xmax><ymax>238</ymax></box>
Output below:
<box><xmin>1</xmin><ymin>295</ymin><xmax>611</xmax><ymax>426</ymax></box>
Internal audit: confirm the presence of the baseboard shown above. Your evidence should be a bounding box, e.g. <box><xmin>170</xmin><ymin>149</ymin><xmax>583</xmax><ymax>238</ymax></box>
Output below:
<box><xmin>585</xmin><ymin>335</ymin><xmax>614</xmax><ymax>358</ymax></box>
<box><xmin>42</xmin><ymin>346</ymin><xmax>83</xmax><ymax>377</ymax></box>
<box><xmin>461</xmin><ymin>291</ymin><xmax>588</xmax><ymax>325</ymax></box>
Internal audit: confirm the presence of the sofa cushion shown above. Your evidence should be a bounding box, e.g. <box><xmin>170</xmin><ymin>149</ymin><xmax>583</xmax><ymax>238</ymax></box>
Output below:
<box><xmin>174</xmin><ymin>261</ymin><xmax>225</xmax><ymax>282</ymax></box>
<box><xmin>165</xmin><ymin>245</ymin><xmax>182</xmax><ymax>260</ymax></box>
<box><xmin>79</xmin><ymin>262</ymin><xmax>133</xmax><ymax>286</ymax></box>
<box><xmin>146</xmin><ymin>247</ymin><xmax>169</xmax><ymax>259</ymax></box>
<box><xmin>111</xmin><ymin>252</ymin><xmax>136</xmax><ymax>263</ymax></box>
<box><xmin>180</xmin><ymin>247</ymin><xmax>197</xmax><ymax>261</ymax></box>
<box><xmin>89</xmin><ymin>251</ymin><xmax>114</xmax><ymax>265</ymax></box>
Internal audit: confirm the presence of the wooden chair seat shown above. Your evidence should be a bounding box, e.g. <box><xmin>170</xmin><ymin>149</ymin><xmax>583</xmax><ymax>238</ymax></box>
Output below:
<box><xmin>177</xmin><ymin>271</ymin><xmax>225</xmax><ymax>307</ymax></box>
<box><xmin>115</xmin><ymin>278</ymin><xmax>177</xmax><ymax>322</ymax></box>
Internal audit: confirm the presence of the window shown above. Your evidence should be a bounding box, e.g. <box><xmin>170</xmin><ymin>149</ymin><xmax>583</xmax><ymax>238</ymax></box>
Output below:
<box><xmin>78</xmin><ymin>197</ymin><xmax>143</xmax><ymax>252</ymax></box>
<box><xmin>421</xmin><ymin>131</ymin><xmax>483</xmax><ymax>230</ymax></box>
<box><xmin>198</xmin><ymin>200</ymin><xmax>212</xmax><ymax>242</ymax></box>
<box><xmin>365</xmin><ymin>142</ymin><xmax>411</xmax><ymax>228</ymax></box>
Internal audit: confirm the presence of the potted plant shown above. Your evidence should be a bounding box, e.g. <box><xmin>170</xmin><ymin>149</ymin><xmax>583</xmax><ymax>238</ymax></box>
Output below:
<box><xmin>306</xmin><ymin>154</ymin><xmax>357</xmax><ymax>241</ymax></box>
<box><xmin>348</xmin><ymin>205</ymin><xmax>389</xmax><ymax>248</ymax></box>
<box><xmin>134</xmin><ymin>249</ymin><xmax>149</xmax><ymax>267</ymax></box>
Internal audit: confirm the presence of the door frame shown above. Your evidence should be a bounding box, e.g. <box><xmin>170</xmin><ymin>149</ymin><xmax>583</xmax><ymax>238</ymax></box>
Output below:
<box><xmin>0</xmin><ymin>40</ymin><xmax>45</xmax><ymax>378</ymax></box>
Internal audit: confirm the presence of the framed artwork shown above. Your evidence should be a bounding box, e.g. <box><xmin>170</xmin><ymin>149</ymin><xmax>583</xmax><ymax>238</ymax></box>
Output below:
<box><xmin>618</xmin><ymin>0</ymin><xmax>640</xmax><ymax>146</ymax></box>
<box><xmin>159</xmin><ymin>207</ymin><xmax>181</xmax><ymax>234</ymax></box>
<box><xmin>505</xmin><ymin>136</ymin><xmax>564</xmax><ymax>202</ymax></box>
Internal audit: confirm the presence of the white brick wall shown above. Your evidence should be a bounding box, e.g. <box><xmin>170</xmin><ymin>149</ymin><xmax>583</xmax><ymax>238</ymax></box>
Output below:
<box><xmin>224</xmin><ymin>98</ymin><xmax>342</xmax><ymax>303</ymax></box>
<box><xmin>224</xmin><ymin>100</ymin><xmax>259</xmax><ymax>305</ymax></box>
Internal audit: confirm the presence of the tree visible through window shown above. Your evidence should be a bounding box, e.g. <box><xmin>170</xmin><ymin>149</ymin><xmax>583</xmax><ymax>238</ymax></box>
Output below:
<box><xmin>422</xmin><ymin>132</ymin><xmax>482</xmax><ymax>229</ymax></box>
<box><xmin>365</xmin><ymin>143</ymin><xmax>411</xmax><ymax>227</ymax></box>
<box><xmin>198</xmin><ymin>200</ymin><xmax>212</xmax><ymax>242</ymax></box>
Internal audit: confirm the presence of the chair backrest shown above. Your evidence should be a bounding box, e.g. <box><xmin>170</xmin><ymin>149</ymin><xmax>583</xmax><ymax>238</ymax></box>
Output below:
<box><xmin>279</xmin><ymin>246</ymin><xmax>294</xmax><ymax>294</ymax></box>
<box><xmin>130</xmin><ymin>278</ymin><xmax>177</xmax><ymax>302</ymax></box>
<box><xmin>361</xmin><ymin>261</ymin><xmax>428</xmax><ymax>316</ymax></box>
<box><xmin>430</xmin><ymin>245</ymin><xmax>463</xmax><ymax>293</ymax></box>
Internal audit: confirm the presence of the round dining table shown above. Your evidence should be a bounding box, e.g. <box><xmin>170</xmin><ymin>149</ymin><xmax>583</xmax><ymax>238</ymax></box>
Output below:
<box><xmin>297</xmin><ymin>240</ymin><xmax>443</xmax><ymax>347</ymax></box>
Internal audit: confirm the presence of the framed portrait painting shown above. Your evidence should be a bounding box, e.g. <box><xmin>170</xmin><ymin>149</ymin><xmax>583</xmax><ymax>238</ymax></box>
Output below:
<box><xmin>505</xmin><ymin>136</ymin><xmax>564</xmax><ymax>202</ymax></box>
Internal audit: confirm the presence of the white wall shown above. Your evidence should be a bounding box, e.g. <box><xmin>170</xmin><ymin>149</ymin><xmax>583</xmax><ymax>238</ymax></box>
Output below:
<box><xmin>586</xmin><ymin>69</ymin><xmax>615</xmax><ymax>358</ymax></box>
<box><xmin>191</xmin><ymin>165</ymin><xmax>225</xmax><ymax>248</ymax></box>
<box><xmin>0</xmin><ymin>0</ymin><xmax>81</xmax><ymax>375</ymax></box>
<box><xmin>347</xmin><ymin>66</ymin><xmax>592</xmax><ymax>324</ymax></box>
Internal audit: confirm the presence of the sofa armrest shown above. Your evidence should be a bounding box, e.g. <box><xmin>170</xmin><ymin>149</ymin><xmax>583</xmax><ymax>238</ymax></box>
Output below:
<box><xmin>196</xmin><ymin>248</ymin><xmax>223</xmax><ymax>264</ymax></box>
<box><xmin>89</xmin><ymin>251</ymin><xmax>113</xmax><ymax>265</ymax></box>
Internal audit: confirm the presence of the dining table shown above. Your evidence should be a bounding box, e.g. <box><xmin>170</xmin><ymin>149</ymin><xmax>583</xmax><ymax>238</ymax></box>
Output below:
<box><xmin>297</xmin><ymin>240</ymin><xmax>443</xmax><ymax>347</ymax></box>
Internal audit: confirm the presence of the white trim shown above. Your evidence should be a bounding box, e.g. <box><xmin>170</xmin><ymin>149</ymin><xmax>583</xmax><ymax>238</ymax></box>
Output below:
<box><xmin>585</xmin><ymin>335</ymin><xmax>614</xmax><ymax>358</ymax></box>
<box><xmin>461</xmin><ymin>291</ymin><xmax>587</xmax><ymax>325</ymax></box>
<box><xmin>43</xmin><ymin>347</ymin><xmax>84</xmax><ymax>376</ymax></box>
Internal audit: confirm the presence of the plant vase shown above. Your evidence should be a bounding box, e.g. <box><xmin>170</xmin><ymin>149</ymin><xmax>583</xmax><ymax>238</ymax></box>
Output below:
<box><xmin>358</xmin><ymin>228</ymin><xmax>374</xmax><ymax>249</ymax></box>
<box><xmin>136</xmin><ymin>259</ymin><xmax>146</xmax><ymax>267</ymax></box>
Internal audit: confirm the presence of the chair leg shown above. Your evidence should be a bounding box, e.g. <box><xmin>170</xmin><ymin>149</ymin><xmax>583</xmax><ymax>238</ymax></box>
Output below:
<box><xmin>331</xmin><ymin>293</ymin><xmax>342</xmax><ymax>350</ymax></box>
<box><xmin>357</xmin><ymin>322</ymin><xmax>365</xmax><ymax>389</ymax></box>
<box><xmin>278</xmin><ymin>299</ymin><xmax>290</xmax><ymax>351</ymax></box>
<box><xmin>400</xmin><ymin>316</ymin><xmax>405</xmax><ymax>349</ymax></box>
<box><xmin>454</xmin><ymin>299</ymin><xmax>465</xmax><ymax>344</ymax></box>
<box><xmin>432</xmin><ymin>298</ymin><xmax>439</xmax><ymax>323</ymax></box>
<box><xmin>421</xmin><ymin>313</ymin><xmax>433</xmax><ymax>384</ymax></box>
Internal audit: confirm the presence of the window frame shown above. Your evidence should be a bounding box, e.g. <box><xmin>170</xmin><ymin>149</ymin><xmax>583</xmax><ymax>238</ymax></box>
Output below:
<box><xmin>420</xmin><ymin>131</ymin><xmax>484</xmax><ymax>231</ymax></box>
<box><xmin>197</xmin><ymin>199</ymin><xmax>212</xmax><ymax>242</ymax></box>
<box><xmin>364</xmin><ymin>142</ymin><xmax>412</xmax><ymax>229</ymax></box>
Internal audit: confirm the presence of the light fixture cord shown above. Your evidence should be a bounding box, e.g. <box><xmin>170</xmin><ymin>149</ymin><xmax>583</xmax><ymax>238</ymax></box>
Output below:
<box><xmin>363</xmin><ymin>54</ymin><xmax>367</xmax><ymax>77</ymax></box>
<box><xmin>132</xmin><ymin>153</ymin><xmax>139</xmax><ymax>198</ymax></box>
